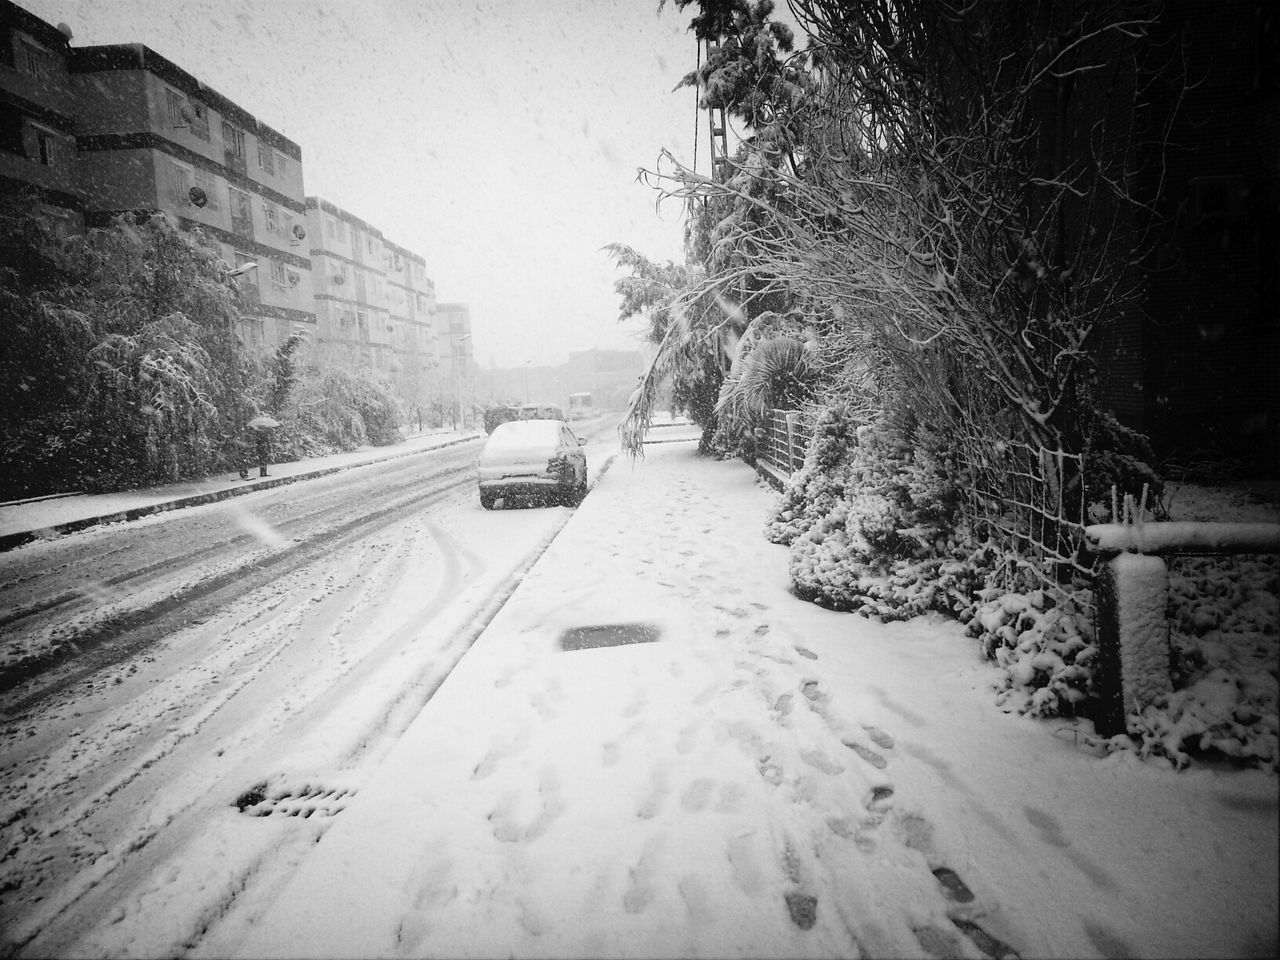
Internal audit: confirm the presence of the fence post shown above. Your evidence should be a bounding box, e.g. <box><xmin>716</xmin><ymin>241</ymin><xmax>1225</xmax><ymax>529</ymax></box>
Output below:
<box><xmin>1092</xmin><ymin>552</ymin><xmax>1173</xmax><ymax>737</ymax></box>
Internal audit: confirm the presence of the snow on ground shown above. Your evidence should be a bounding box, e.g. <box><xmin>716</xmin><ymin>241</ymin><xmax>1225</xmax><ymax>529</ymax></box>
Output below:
<box><xmin>203</xmin><ymin>442</ymin><xmax>1277</xmax><ymax>960</ymax></box>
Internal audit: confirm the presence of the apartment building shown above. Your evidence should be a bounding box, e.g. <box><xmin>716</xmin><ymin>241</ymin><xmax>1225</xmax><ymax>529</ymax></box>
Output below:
<box><xmin>306</xmin><ymin>196</ymin><xmax>441</xmax><ymax>413</ymax></box>
<box><xmin>3</xmin><ymin>0</ymin><xmax>458</xmax><ymax>421</ymax></box>
<box><xmin>70</xmin><ymin>44</ymin><xmax>314</xmax><ymax>355</ymax></box>
<box><xmin>0</xmin><ymin>4</ymin><xmax>82</xmax><ymax>234</ymax></box>
<box><xmin>1</xmin><ymin>0</ymin><xmax>314</xmax><ymax>356</ymax></box>
<box><xmin>433</xmin><ymin>301</ymin><xmax>475</xmax><ymax>413</ymax></box>
<box><xmin>384</xmin><ymin>237</ymin><xmax>438</xmax><ymax>417</ymax></box>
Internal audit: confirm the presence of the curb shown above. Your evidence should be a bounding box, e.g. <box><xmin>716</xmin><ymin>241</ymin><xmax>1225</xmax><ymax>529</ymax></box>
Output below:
<box><xmin>0</xmin><ymin>435</ymin><xmax>484</xmax><ymax>554</ymax></box>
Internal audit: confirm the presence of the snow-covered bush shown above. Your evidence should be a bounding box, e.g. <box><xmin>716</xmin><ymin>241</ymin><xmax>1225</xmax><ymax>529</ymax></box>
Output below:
<box><xmin>1083</xmin><ymin>410</ymin><xmax>1167</xmax><ymax>521</ymax></box>
<box><xmin>967</xmin><ymin>585</ymin><xmax>1097</xmax><ymax>718</ymax></box>
<box><xmin>766</xmin><ymin>403</ymin><xmax>859</xmax><ymax>546</ymax></box>
<box><xmin>1127</xmin><ymin>555</ymin><xmax>1279</xmax><ymax>769</ymax></box>
<box><xmin>289</xmin><ymin>365</ymin><xmax>402</xmax><ymax>453</ymax></box>
<box><xmin>782</xmin><ymin>412</ymin><xmax>980</xmax><ymax>619</ymax></box>
<box><xmin>965</xmin><ymin>554</ymin><xmax>1278</xmax><ymax>770</ymax></box>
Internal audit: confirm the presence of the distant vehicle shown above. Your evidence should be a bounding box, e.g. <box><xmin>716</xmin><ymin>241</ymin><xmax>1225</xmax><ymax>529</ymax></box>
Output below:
<box><xmin>568</xmin><ymin>392</ymin><xmax>592</xmax><ymax>420</ymax></box>
<box><xmin>516</xmin><ymin>403</ymin><xmax>565</xmax><ymax>422</ymax></box>
<box><xmin>483</xmin><ymin>405</ymin><xmax>519</xmax><ymax>434</ymax></box>
<box><xmin>477</xmin><ymin>418</ymin><xmax>587</xmax><ymax>509</ymax></box>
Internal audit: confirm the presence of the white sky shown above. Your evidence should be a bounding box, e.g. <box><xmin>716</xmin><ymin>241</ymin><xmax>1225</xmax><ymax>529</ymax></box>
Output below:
<box><xmin>21</xmin><ymin>0</ymin><xmax>706</xmax><ymax>367</ymax></box>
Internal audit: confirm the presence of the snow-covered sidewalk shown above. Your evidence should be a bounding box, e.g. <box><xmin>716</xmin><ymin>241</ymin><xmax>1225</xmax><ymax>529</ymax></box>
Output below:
<box><xmin>0</xmin><ymin>429</ymin><xmax>481</xmax><ymax>547</ymax></box>
<box><xmin>211</xmin><ymin>442</ymin><xmax>1276</xmax><ymax>960</ymax></box>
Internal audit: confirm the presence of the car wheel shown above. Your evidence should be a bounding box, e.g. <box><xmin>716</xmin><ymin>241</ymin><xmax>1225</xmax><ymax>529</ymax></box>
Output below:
<box><xmin>480</xmin><ymin>490</ymin><xmax>496</xmax><ymax>510</ymax></box>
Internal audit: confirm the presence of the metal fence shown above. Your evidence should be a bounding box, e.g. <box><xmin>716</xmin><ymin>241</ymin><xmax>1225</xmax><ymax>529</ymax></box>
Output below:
<box><xmin>954</xmin><ymin>433</ymin><xmax>1092</xmax><ymax>594</ymax></box>
<box><xmin>760</xmin><ymin>409</ymin><xmax>812</xmax><ymax>476</ymax></box>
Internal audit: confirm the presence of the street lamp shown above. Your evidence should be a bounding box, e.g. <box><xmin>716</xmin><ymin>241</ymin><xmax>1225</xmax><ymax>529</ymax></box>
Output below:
<box><xmin>453</xmin><ymin>333</ymin><xmax>472</xmax><ymax>432</ymax></box>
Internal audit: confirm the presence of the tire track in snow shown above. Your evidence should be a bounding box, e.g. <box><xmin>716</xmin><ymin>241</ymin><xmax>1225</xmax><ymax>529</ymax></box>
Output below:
<box><xmin>5</xmin><ymin>479</ymin><xmax>586</xmax><ymax>958</ymax></box>
<box><xmin>0</xmin><ymin>457</ymin><xmax>475</xmax><ymax>712</ymax></box>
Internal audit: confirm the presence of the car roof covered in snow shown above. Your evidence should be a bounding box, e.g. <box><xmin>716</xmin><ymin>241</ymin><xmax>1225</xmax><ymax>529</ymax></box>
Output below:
<box><xmin>484</xmin><ymin>418</ymin><xmax>563</xmax><ymax>450</ymax></box>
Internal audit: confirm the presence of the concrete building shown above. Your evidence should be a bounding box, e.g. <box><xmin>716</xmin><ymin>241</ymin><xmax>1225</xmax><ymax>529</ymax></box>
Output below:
<box><xmin>0</xmin><ymin>4</ymin><xmax>82</xmax><ymax>235</ymax></box>
<box><xmin>1</xmin><ymin>0</ymin><xmax>315</xmax><ymax>355</ymax></box>
<box><xmin>306</xmin><ymin>197</ymin><xmax>390</xmax><ymax>372</ymax></box>
<box><xmin>69</xmin><ymin>42</ymin><xmax>314</xmax><ymax>355</ymax></box>
<box><xmin>433</xmin><ymin>302</ymin><xmax>475</xmax><ymax>422</ymax></box>
<box><xmin>383</xmin><ymin>237</ymin><xmax>439</xmax><ymax>423</ymax></box>
<box><xmin>305</xmin><ymin>196</ymin><xmax>441</xmax><ymax>415</ymax></box>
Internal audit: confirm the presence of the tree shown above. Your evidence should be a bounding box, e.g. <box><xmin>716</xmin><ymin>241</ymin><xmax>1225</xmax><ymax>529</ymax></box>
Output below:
<box><xmin>649</xmin><ymin>0</ymin><xmax>1176</xmax><ymax>580</ymax></box>
<box><xmin>0</xmin><ymin>211</ymin><xmax>248</xmax><ymax>497</ymax></box>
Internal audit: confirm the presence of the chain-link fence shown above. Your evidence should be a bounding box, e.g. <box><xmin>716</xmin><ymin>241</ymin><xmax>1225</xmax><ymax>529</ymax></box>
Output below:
<box><xmin>955</xmin><ymin>434</ymin><xmax>1093</xmax><ymax>595</ymax></box>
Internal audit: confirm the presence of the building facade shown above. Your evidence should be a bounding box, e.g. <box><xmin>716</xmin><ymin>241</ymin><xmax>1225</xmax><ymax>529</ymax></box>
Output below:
<box><xmin>384</xmin><ymin>237</ymin><xmax>438</xmax><ymax>420</ymax></box>
<box><xmin>433</xmin><ymin>302</ymin><xmax>475</xmax><ymax>420</ymax></box>
<box><xmin>1</xmin><ymin>2</ymin><xmax>316</xmax><ymax>354</ymax></box>
<box><xmin>69</xmin><ymin>42</ymin><xmax>314</xmax><ymax>355</ymax></box>
<box><xmin>305</xmin><ymin>196</ymin><xmax>442</xmax><ymax>414</ymax></box>
<box><xmin>1</xmin><ymin>4</ymin><xmax>82</xmax><ymax>233</ymax></box>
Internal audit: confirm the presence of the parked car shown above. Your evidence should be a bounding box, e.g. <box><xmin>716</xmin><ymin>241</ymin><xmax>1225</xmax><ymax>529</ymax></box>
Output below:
<box><xmin>483</xmin><ymin>405</ymin><xmax>520</xmax><ymax>434</ymax></box>
<box><xmin>477</xmin><ymin>418</ymin><xmax>587</xmax><ymax>509</ymax></box>
<box><xmin>516</xmin><ymin>403</ymin><xmax>565</xmax><ymax>422</ymax></box>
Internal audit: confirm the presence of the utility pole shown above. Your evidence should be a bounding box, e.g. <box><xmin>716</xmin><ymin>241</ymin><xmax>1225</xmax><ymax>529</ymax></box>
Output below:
<box><xmin>453</xmin><ymin>333</ymin><xmax>471</xmax><ymax>431</ymax></box>
<box><xmin>706</xmin><ymin>39</ymin><xmax>729</xmax><ymax>184</ymax></box>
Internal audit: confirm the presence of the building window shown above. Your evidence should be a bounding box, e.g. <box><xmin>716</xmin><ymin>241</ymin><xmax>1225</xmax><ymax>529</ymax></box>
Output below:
<box><xmin>189</xmin><ymin>102</ymin><xmax>210</xmax><ymax>140</ymax></box>
<box><xmin>19</xmin><ymin>40</ymin><xmax>44</xmax><ymax>79</ymax></box>
<box><xmin>234</xmin><ymin>251</ymin><xmax>259</xmax><ymax>297</ymax></box>
<box><xmin>221</xmin><ymin>121</ymin><xmax>245</xmax><ymax>159</ymax></box>
<box><xmin>34</xmin><ymin>127</ymin><xmax>56</xmax><ymax>166</ymax></box>
<box><xmin>263</xmin><ymin>199</ymin><xmax>278</xmax><ymax>234</ymax></box>
<box><xmin>229</xmin><ymin>186</ymin><xmax>254</xmax><ymax>239</ymax></box>
<box><xmin>270</xmin><ymin>258</ymin><xmax>287</xmax><ymax>289</ymax></box>
<box><xmin>167</xmin><ymin>159</ymin><xmax>192</xmax><ymax>204</ymax></box>
<box><xmin>165</xmin><ymin>88</ymin><xmax>186</xmax><ymax>128</ymax></box>
<box><xmin>275</xmin><ymin>152</ymin><xmax>288</xmax><ymax>177</ymax></box>
<box><xmin>258</xmin><ymin>139</ymin><xmax>274</xmax><ymax>174</ymax></box>
<box><xmin>282</xmin><ymin>211</ymin><xmax>295</xmax><ymax>243</ymax></box>
<box><xmin>194</xmin><ymin>167</ymin><xmax>220</xmax><ymax>210</ymax></box>
<box><xmin>334</xmin><ymin>218</ymin><xmax>347</xmax><ymax>242</ymax></box>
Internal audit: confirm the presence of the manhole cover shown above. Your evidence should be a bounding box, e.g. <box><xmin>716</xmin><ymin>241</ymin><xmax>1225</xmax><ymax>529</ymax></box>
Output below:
<box><xmin>559</xmin><ymin>622</ymin><xmax>661</xmax><ymax>652</ymax></box>
<box><xmin>234</xmin><ymin>782</ymin><xmax>355</xmax><ymax>818</ymax></box>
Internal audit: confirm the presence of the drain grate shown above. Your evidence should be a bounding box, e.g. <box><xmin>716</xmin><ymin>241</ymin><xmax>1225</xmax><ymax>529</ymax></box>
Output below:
<box><xmin>234</xmin><ymin>782</ymin><xmax>355</xmax><ymax>819</ymax></box>
<box><xmin>559</xmin><ymin>622</ymin><xmax>662</xmax><ymax>652</ymax></box>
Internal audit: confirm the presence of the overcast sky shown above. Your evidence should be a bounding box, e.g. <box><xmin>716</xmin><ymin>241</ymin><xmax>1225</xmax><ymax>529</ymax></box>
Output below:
<box><xmin>21</xmin><ymin>0</ymin><xmax>707</xmax><ymax>368</ymax></box>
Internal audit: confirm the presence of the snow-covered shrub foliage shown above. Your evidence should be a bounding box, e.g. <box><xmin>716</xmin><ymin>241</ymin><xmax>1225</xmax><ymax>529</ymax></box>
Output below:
<box><xmin>969</xmin><ymin>553</ymin><xmax>1278</xmax><ymax>770</ymax></box>
<box><xmin>1126</xmin><ymin>555</ymin><xmax>1279</xmax><ymax>770</ymax></box>
<box><xmin>1083</xmin><ymin>411</ymin><xmax>1166</xmax><ymax>521</ymax></box>
<box><xmin>967</xmin><ymin>585</ymin><xmax>1097</xmax><ymax>718</ymax></box>
<box><xmin>783</xmin><ymin>413</ymin><xmax>982</xmax><ymax>619</ymax></box>
<box><xmin>291</xmin><ymin>365</ymin><xmax>401</xmax><ymax>452</ymax></box>
<box><xmin>766</xmin><ymin>403</ymin><xmax>859</xmax><ymax>546</ymax></box>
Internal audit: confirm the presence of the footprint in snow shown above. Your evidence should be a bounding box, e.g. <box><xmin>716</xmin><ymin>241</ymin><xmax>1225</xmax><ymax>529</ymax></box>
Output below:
<box><xmin>801</xmin><ymin>680</ymin><xmax>825</xmax><ymax>704</ymax></box>
<box><xmin>622</xmin><ymin>837</ymin><xmax>665</xmax><ymax>914</ymax></box>
<box><xmin>680</xmin><ymin>777</ymin><xmax>715</xmax><ymax>812</ymax></box>
<box><xmin>842</xmin><ymin>738</ymin><xmax>888</xmax><ymax>770</ymax></box>
<box><xmin>800</xmin><ymin>749</ymin><xmax>844</xmax><ymax>775</ymax></box>
<box><xmin>487</xmin><ymin>767</ymin><xmax>564</xmax><ymax>843</ymax></box>
<box><xmin>863</xmin><ymin>725</ymin><xmax>896</xmax><ymax>750</ymax></box>
<box><xmin>636</xmin><ymin>767</ymin><xmax>670</xmax><ymax>819</ymax></box>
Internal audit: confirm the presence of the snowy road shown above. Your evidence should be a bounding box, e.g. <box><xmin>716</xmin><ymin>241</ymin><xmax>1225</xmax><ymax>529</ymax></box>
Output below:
<box><xmin>0</xmin><ymin>427</ymin><xmax>618</xmax><ymax>957</ymax></box>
